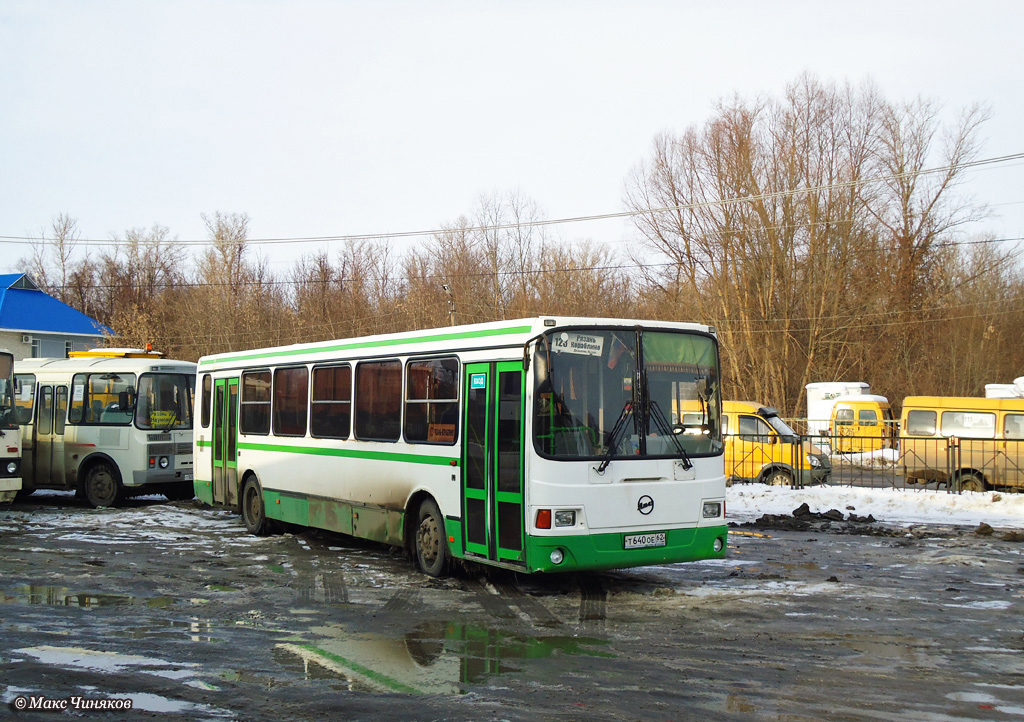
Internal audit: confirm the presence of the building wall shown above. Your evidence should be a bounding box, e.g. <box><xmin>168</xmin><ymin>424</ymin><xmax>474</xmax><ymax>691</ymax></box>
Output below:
<box><xmin>0</xmin><ymin>330</ymin><xmax>102</xmax><ymax>361</ymax></box>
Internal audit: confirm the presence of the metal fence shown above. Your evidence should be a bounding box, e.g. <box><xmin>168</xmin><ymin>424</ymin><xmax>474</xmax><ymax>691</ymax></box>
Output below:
<box><xmin>729</xmin><ymin>419</ymin><xmax>1024</xmax><ymax>493</ymax></box>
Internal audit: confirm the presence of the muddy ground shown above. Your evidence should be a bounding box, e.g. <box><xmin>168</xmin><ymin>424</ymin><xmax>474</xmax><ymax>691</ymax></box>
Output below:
<box><xmin>1</xmin><ymin>492</ymin><xmax>1023</xmax><ymax>721</ymax></box>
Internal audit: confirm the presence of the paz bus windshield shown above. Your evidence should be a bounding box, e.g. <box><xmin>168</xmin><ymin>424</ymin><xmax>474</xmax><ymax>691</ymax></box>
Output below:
<box><xmin>533</xmin><ymin>328</ymin><xmax>722</xmax><ymax>460</ymax></box>
<box><xmin>136</xmin><ymin>373</ymin><xmax>195</xmax><ymax>431</ymax></box>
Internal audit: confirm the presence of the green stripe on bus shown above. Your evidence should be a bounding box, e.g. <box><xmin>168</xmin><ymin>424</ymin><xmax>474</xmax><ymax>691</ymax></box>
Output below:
<box><xmin>237</xmin><ymin>441</ymin><xmax>456</xmax><ymax>466</ymax></box>
<box><xmin>294</xmin><ymin>644</ymin><xmax>424</xmax><ymax>695</ymax></box>
<box><xmin>196</xmin><ymin>439</ymin><xmax>211</xmax><ymax>448</ymax></box>
<box><xmin>198</xmin><ymin>324</ymin><xmax>533</xmax><ymax>366</ymax></box>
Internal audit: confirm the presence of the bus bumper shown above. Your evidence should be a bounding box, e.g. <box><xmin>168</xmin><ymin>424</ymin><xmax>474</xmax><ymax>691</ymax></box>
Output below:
<box><xmin>130</xmin><ymin>468</ymin><xmax>195</xmax><ymax>487</ymax></box>
<box><xmin>0</xmin><ymin>475</ymin><xmax>21</xmax><ymax>503</ymax></box>
<box><xmin>525</xmin><ymin>524</ymin><xmax>728</xmax><ymax>573</ymax></box>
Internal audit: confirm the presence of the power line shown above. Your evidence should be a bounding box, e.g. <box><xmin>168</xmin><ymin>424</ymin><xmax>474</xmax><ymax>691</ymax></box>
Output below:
<box><xmin>2</xmin><ymin>151</ymin><xmax>1023</xmax><ymax>247</ymax></box>
<box><xmin>26</xmin><ymin>234</ymin><xmax>1024</xmax><ymax>295</ymax></box>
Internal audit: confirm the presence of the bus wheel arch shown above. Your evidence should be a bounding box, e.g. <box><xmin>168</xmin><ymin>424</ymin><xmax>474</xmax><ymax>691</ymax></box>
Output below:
<box><xmin>80</xmin><ymin>455</ymin><xmax>123</xmax><ymax>508</ymax></box>
<box><xmin>240</xmin><ymin>473</ymin><xmax>270</xmax><ymax>535</ymax></box>
<box><xmin>955</xmin><ymin>470</ymin><xmax>988</xmax><ymax>493</ymax></box>
<box><xmin>411</xmin><ymin>495</ymin><xmax>449</xmax><ymax>578</ymax></box>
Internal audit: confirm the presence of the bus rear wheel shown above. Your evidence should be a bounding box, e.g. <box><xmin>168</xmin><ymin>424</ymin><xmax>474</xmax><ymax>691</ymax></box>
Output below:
<box><xmin>241</xmin><ymin>476</ymin><xmax>269</xmax><ymax>535</ymax></box>
<box><xmin>415</xmin><ymin>498</ymin><xmax>449</xmax><ymax>577</ymax></box>
<box><xmin>957</xmin><ymin>472</ymin><xmax>987</xmax><ymax>493</ymax></box>
<box><xmin>84</xmin><ymin>462</ymin><xmax>122</xmax><ymax>508</ymax></box>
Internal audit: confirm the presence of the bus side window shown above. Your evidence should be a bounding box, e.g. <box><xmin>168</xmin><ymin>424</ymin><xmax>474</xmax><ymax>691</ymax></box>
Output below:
<box><xmin>201</xmin><ymin>374</ymin><xmax>212</xmax><ymax>428</ymax></box>
<box><xmin>905</xmin><ymin>410</ymin><xmax>936</xmax><ymax>436</ymax></box>
<box><xmin>14</xmin><ymin>374</ymin><xmax>35</xmax><ymax>425</ymax></box>
<box><xmin>1004</xmin><ymin>414</ymin><xmax>1024</xmax><ymax>440</ymax></box>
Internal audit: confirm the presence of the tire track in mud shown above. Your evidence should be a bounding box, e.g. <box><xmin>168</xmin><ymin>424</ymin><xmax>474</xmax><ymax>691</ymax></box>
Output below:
<box><xmin>289</xmin><ymin>538</ymin><xmax>350</xmax><ymax>604</ymax></box>
<box><xmin>493</xmin><ymin>582</ymin><xmax>562</xmax><ymax>627</ymax></box>
<box><xmin>382</xmin><ymin>588</ymin><xmax>420</xmax><ymax>612</ymax></box>
<box><xmin>577</xmin><ymin>577</ymin><xmax>607</xmax><ymax>632</ymax></box>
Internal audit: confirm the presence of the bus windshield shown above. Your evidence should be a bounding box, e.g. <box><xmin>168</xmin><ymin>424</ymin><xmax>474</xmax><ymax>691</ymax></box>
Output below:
<box><xmin>0</xmin><ymin>353</ymin><xmax>15</xmax><ymax>430</ymax></box>
<box><xmin>533</xmin><ymin>328</ymin><xmax>722</xmax><ymax>460</ymax></box>
<box><xmin>136</xmin><ymin>373</ymin><xmax>195</xmax><ymax>431</ymax></box>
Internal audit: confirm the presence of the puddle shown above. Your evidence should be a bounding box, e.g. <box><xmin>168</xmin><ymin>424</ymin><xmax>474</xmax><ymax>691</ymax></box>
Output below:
<box><xmin>112</xmin><ymin>618</ymin><xmax>222</xmax><ymax>643</ymax></box>
<box><xmin>1</xmin><ymin>585</ymin><xmax>177</xmax><ymax>608</ymax></box>
<box><xmin>275</xmin><ymin>621</ymin><xmax>614</xmax><ymax>694</ymax></box>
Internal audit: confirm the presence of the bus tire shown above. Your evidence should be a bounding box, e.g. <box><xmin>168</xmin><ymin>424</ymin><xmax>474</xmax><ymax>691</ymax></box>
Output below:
<box><xmin>765</xmin><ymin>468</ymin><xmax>793</xmax><ymax>487</ymax></box>
<box><xmin>957</xmin><ymin>472</ymin><xmax>987</xmax><ymax>493</ymax></box>
<box><xmin>415</xmin><ymin>498</ymin><xmax>449</xmax><ymax>577</ymax></box>
<box><xmin>241</xmin><ymin>476</ymin><xmax>269</xmax><ymax>535</ymax></box>
<box><xmin>84</xmin><ymin>462</ymin><xmax>122</xmax><ymax>508</ymax></box>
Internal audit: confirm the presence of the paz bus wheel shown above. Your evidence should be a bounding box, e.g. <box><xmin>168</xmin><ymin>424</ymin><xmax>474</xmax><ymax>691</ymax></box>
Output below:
<box><xmin>415</xmin><ymin>498</ymin><xmax>449</xmax><ymax>577</ymax></box>
<box><xmin>957</xmin><ymin>472</ymin><xmax>987</xmax><ymax>493</ymax></box>
<box><xmin>85</xmin><ymin>462</ymin><xmax>122</xmax><ymax>508</ymax></box>
<box><xmin>241</xmin><ymin>476</ymin><xmax>269</xmax><ymax>535</ymax></box>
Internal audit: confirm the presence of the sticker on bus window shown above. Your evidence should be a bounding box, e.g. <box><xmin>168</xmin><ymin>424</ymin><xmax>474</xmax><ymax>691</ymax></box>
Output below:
<box><xmin>72</xmin><ymin>384</ymin><xmax>85</xmax><ymax>402</ymax></box>
<box><xmin>552</xmin><ymin>331</ymin><xmax>604</xmax><ymax>356</ymax></box>
<box><xmin>470</xmin><ymin>374</ymin><xmax>486</xmax><ymax>389</ymax></box>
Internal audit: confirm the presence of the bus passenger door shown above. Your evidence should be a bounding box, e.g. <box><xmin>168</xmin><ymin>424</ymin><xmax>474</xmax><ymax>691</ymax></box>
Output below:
<box><xmin>212</xmin><ymin>378</ymin><xmax>240</xmax><ymax>507</ymax></box>
<box><xmin>51</xmin><ymin>386</ymin><xmax>67</xmax><ymax>486</ymax></box>
<box><xmin>34</xmin><ymin>386</ymin><xmax>54</xmax><ymax>485</ymax></box>
<box><xmin>462</xmin><ymin>362</ymin><xmax>525</xmax><ymax>566</ymax></box>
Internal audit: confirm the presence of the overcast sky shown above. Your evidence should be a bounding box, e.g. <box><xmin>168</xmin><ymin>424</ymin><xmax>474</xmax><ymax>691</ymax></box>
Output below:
<box><xmin>1</xmin><ymin>0</ymin><xmax>1021</xmax><ymax>273</ymax></box>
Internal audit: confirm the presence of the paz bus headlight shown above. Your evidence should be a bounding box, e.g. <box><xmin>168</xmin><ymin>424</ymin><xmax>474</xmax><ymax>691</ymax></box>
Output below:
<box><xmin>702</xmin><ymin>502</ymin><xmax>722</xmax><ymax>519</ymax></box>
<box><xmin>159</xmin><ymin>456</ymin><xmax>170</xmax><ymax>469</ymax></box>
<box><xmin>6</xmin><ymin>461</ymin><xmax>16</xmax><ymax>474</ymax></box>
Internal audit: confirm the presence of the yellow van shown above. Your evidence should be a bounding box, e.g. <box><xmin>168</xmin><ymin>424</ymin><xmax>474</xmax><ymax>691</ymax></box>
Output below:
<box><xmin>828</xmin><ymin>395</ymin><xmax>896</xmax><ymax>453</ymax></box>
<box><xmin>722</xmin><ymin>401</ymin><xmax>830</xmax><ymax>485</ymax></box>
<box><xmin>901</xmin><ymin>396</ymin><xmax>1024</xmax><ymax>492</ymax></box>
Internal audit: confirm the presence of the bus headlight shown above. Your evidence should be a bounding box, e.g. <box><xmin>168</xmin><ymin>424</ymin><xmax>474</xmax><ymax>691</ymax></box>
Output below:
<box><xmin>550</xmin><ymin>548</ymin><xmax>565</xmax><ymax>565</ymax></box>
<box><xmin>158</xmin><ymin>457</ymin><xmax>170</xmax><ymax>469</ymax></box>
<box><xmin>6</xmin><ymin>461</ymin><xmax>16</xmax><ymax>474</ymax></box>
<box><xmin>713</xmin><ymin>537</ymin><xmax>724</xmax><ymax>553</ymax></box>
<box><xmin>702</xmin><ymin>502</ymin><xmax>722</xmax><ymax>518</ymax></box>
<box><xmin>554</xmin><ymin>510</ymin><xmax>576</xmax><ymax>527</ymax></box>
<box><xmin>806</xmin><ymin>454</ymin><xmax>821</xmax><ymax>468</ymax></box>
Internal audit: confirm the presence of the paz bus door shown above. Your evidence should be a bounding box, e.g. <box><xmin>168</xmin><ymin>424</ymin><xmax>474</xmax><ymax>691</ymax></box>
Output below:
<box><xmin>212</xmin><ymin>378</ymin><xmax>239</xmax><ymax>507</ymax></box>
<box><xmin>33</xmin><ymin>385</ymin><xmax>68</xmax><ymax>487</ymax></box>
<box><xmin>462</xmin><ymin>362</ymin><xmax>525</xmax><ymax>566</ymax></box>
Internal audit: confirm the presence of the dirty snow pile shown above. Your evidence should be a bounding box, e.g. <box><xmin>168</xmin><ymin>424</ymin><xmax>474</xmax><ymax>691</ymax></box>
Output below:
<box><xmin>727</xmin><ymin>484</ymin><xmax>1024</xmax><ymax>529</ymax></box>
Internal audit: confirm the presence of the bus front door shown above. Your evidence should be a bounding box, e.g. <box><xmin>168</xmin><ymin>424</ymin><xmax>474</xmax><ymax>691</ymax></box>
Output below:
<box><xmin>33</xmin><ymin>385</ymin><xmax>68</xmax><ymax>487</ymax></box>
<box><xmin>462</xmin><ymin>362</ymin><xmax>525</xmax><ymax>566</ymax></box>
<box><xmin>212</xmin><ymin>378</ymin><xmax>239</xmax><ymax>507</ymax></box>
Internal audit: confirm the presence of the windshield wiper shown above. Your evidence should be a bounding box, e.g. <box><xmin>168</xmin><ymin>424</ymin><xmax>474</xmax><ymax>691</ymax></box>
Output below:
<box><xmin>596</xmin><ymin>401</ymin><xmax>634</xmax><ymax>474</ymax></box>
<box><xmin>648</xmin><ymin>399</ymin><xmax>693</xmax><ymax>470</ymax></box>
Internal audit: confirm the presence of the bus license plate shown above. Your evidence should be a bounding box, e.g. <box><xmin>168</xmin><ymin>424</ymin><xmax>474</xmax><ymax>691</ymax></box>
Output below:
<box><xmin>183</xmin><ymin>473</ymin><xmax>193</xmax><ymax>481</ymax></box>
<box><xmin>624</xmin><ymin>532</ymin><xmax>666</xmax><ymax>550</ymax></box>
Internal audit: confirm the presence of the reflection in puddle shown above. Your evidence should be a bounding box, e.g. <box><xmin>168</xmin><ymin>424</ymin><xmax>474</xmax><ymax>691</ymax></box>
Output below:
<box><xmin>276</xmin><ymin>622</ymin><xmax>614</xmax><ymax>694</ymax></box>
<box><xmin>1</xmin><ymin>585</ymin><xmax>176</xmax><ymax>608</ymax></box>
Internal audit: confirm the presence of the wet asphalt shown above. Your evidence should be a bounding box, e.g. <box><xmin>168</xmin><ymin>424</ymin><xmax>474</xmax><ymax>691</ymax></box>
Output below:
<box><xmin>1</xmin><ymin>492</ymin><xmax>1023</xmax><ymax>721</ymax></box>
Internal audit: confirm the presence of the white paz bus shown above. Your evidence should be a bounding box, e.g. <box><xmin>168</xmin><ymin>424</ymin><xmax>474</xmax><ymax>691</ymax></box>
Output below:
<box><xmin>15</xmin><ymin>349</ymin><xmax>196</xmax><ymax>507</ymax></box>
<box><xmin>194</xmin><ymin>317</ymin><xmax>727</xmax><ymax>576</ymax></box>
<box><xmin>1</xmin><ymin>350</ymin><xmax>22</xmax><ymax>502</ymax></box>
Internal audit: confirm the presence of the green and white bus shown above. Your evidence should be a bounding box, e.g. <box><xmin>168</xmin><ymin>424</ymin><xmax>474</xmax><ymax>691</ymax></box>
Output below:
<box><xmin>15</xmin><ymin>349</ymin><xmax>196</xmax><ymax>507</ymax></box>
<box><xmin>194</xmin><ymin>317</ymin><xmax>727</xmax><ymax>576</ymax></box>
<box><xmin>0</xmin><ymin>349</ymin><xmax>22</xmax><ymax>503</ymax></box>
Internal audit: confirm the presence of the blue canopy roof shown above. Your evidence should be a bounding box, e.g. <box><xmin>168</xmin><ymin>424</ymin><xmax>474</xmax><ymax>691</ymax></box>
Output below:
<box><xmin>0</xmin><ymin>273</ymin><xmax>111</xmax><ymax>336</ymax></box>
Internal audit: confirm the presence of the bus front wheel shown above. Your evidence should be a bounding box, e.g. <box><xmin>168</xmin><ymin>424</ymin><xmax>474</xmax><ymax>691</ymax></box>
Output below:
<box><xmin>241</xmin><ymin>476</ymin><xmax>269</xmax><ymax>535</ymax></box>
<box><xmin>415</xmin><ymin>498</ymin><xmax>449</xmax><ymax>577</ymax></box>
<box><xmin>84</xmin><ymin>462</ymin><xmax>122</xmax><ymax>508</ymax></box>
